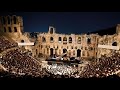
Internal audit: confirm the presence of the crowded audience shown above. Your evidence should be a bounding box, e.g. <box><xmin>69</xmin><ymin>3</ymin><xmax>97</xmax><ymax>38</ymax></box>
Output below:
<box><xmin>0</xmin><ymin>37</ymin><xmax>18</xmax><ymax>52</ymax></box>
<box><xmin>0</xmin><ymin>49</ymin><xmax>46</xmax><ymax>77</ymax></box>
<box><xmin>79</xmin><ymin>52</ymin><xmax>120</xmax><ymax>78</ymax></box>
<box><xmin>1</xmin><ymin>36</ymin><xmax>120</xmax><ymax>78</ymax></box>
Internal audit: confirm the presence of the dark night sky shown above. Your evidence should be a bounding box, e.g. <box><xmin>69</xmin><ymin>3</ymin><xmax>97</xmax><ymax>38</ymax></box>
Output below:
<box><xmin>1</xmin><ymin>12</ymin><xmax>120</xmax><ymax>34</ymax></box>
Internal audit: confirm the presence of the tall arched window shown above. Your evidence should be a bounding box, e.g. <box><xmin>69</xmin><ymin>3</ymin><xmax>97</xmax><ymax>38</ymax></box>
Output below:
<box><xmin>77</xmin><ymin>37</ymin><xmax>81</xmax><ymax>44</ymax></box>
<box><xmin>14</xmin><ymin>27</ymin><xmax>17</xmax><ymax>32</ymax></box>
<box><xmin>58</xmin><ymin>37</ymin><xmax>61</xmax><ymax>42</ymax></box>
<box><xmin>50</xmin><ymin>37</ymin><xmax>54</xmax><ymax>42</ymax></box>
<box><xmin>50</xmin><ymin>28</ymin><xmax>54</xmax><ymax>34</ymax></box>
<box><xmin>69</xmin><ymin>37</ymin><xmax>72</xmax><ymax>43</ymax></box>
<box><xmin>63</xmin><ymin>37</ymin><xmax>67</xmax><ymax>44</ymax></box>
<box><xmin>87</xmin><ymin>38</ymin><xmax>91</xmax><ymax>44</ymax></box>
<box><xmin>63</xmin><ymin>37</ymin><xmax>67</xmax><ymax>41</ymax></box>
<box><xmin>42</xmin><ymin>37</ymin><xmax>46</xmax><ymax>42</ymax></box>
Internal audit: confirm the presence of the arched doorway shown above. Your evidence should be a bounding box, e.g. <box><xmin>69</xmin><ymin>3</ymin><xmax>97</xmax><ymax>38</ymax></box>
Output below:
<box><xmin>77</xmin><ymin>49</ymin><xmax>81</xmax><ymax>57</ymax></box>
<box><xmin>112</xmin><ymin>42</ymin><xmax>117</xmax><ymax>46</ymax></box>
<box><xmin>87</xmin><ymin>38</ymin><xmax>91</xmax><ymax>44</ymax></box>
<box><xmin>50</xmin><ymin>48</ymin><xmax>54</xmax><ymax>56</ymax></box>
<box><xmin>21</xmin><ymin>40</ymin><xmax>24</xmax><ymax>43</ymax></box>
<box><xmin>63</xmin><ymin>48</ymin><xmax>67</xmax><ymax>53</ymax></box>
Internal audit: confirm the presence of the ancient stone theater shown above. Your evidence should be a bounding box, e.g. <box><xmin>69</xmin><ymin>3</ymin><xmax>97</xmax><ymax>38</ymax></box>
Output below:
<box><xmin>0</xmin><ymin>15</ymin><xmax>120</xmax><ymax>59</ymax></box>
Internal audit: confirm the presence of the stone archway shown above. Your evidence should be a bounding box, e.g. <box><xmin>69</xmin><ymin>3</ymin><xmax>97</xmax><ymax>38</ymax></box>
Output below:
<box><xmin>50</xmin><ymin>48</ymin><xmax>54</xmax><ymax>56</ymax></box>
<box><xmin>112</xmin><ymin>42</ymin><xmax>117</xmax><ymax>46</ymax></box>
<box><xmin>77</xmin><ymin>49</ymin><xmax>81</xmax><ymax>57</ymax></box>
<box><xmin>63</xmin><ymin>48</ymin><xmax>67</xmax><ymax>53</ymax></box>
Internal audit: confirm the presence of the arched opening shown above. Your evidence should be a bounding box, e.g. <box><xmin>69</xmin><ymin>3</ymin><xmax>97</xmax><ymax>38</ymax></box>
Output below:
<box><xmin>42</xmin><ymin>37</ymin><xmax>46</xmax><ymax>42</ymax></box>
<box><xmin>50</xmin><ymin>48</ymin><xmax>54</xmax><ymax>56</ymax></box>
<box><xmin>50</xmin><ymin>28</ymin><xmax>54</xmax><ymax>34</ymax></box>
<box><xmin>77</xmin><ymin>37</ymin><xmax>81</xmax><ymax>44</ymax></box>
<box><xmin>63</xmin><ymin>37</ymin><xmax>67</xmax><ymax>41</ymax></box>
<box><xmin>63</xmin><ymin>48</ymin><xmax>67</xmax><ymax>53</ymax></box>
<box><xmin>50</xmin><ymin>37</ymin><xmax>54</xmax><ymax>42</ymax></box>
<box><xmin>7</xmin><ymin>16</ymin><xmax>11</xmax><ymax>24</ymax></box>
<box><xmin>8</xmin><ymin>27</ymin><xmax>12</xmax><ymax>32</ymax></box>
<box><xmin>77</xmin><ymin>49</ymin><xmax>81</xmax><ymax>57</ymax></box>
<box><xmin>4</xmin><ymin>27</ymin><xmax>6</xmax><ymax>32</ymax></box>
<box><xmin>69</xmin><ymin>37</ymin><xmax>72</xmax><ymax>43</ymax></box>
<box><xmin>58</xmin><ymin>37</ymin><xmax>61</xmax><ymax>42</ymax></box>
<box><xmin>13</xmin><ymin>16</ymin><xmax>17</xmax><ymax>24</ymax></box>
<box><xmin>87</xmin><ymin>38</ymin><xmax>91</xmax><ymax>44</ymax></box>
<box><xmin>112</xmin><ymin>42</ymin><xmax>117</xmax><ymax>46</ymax></box>
<box><xmin>63</xmin><ymin>37</ymin><xmax>67</xmax><ymax>44</ymax></box>
<box><xmin>14</xmin><ymin>27</ymin><xmax>17</xmax><ymax>32</ymax></box>
<box><xmin>21</xmin><ymin>40</ymin><xmax>24</xmax><ymax>43</ymax></box>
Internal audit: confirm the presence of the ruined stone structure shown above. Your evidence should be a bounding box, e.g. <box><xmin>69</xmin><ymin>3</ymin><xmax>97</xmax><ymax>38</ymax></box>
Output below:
<box><xmin>0</xmin><ymin>15</ymin><xmax>35</xmax><ymax>52</ymax></box>
<box><xmin>35</xmin><ymin>26</ymin><xmax>98</xmax><ymax>58</ymax></box>
<box><xmin>0</xmin><ymin>15</ymin><xmax>120</xmax><ymax>59</ymax></box>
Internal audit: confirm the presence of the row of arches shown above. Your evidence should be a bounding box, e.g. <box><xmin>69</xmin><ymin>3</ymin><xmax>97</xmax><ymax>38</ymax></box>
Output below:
<box><xmin>42</xmin><ymin>36</ymin><xmax>82</xmax><ymax>43</ymax></box>
<box><xmin>40</xmin><ymin>45</ymin><xmax>75</xmax><ymax>49</ymax></box>
<box><xmin>49</xmin><ymin>48</ymin><xmax>81</xmax><ymax>57</ymax></box>
<box><xmin>1</xmin><ymin>16</ymin><xmax>17</xmax><ymax>24</ymax></box>
<box><xmin>3</xmin><ymin>27</ymin><xmax>17</xmax><ymax>32</ymax></box>
<box><xmin>42</xmin><ymin>36</ymin><xmax>92</xmax><ymax>44</ymax></box>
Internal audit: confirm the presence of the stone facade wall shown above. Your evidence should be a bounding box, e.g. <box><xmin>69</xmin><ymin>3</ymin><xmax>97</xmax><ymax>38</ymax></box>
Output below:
<box><xmin>0</xmin><ymin>15</ymin><xmax>34</xmax><ymax>52</ymax></box>
<box><xmin>1</xmin><ymin>15</ymin><xmax>120</xmax><ymax>59</ymax></box>
<box><xmin>34</xmin><ymin>26</ymin><xmax>98</xmax><ymax>58</ymax></box>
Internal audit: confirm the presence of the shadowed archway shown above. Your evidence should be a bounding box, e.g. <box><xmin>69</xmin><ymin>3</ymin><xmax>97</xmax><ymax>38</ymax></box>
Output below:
<box><xmin>50</xmin><ymin>48</ymin><xmax>54</xmax><ymax>56</ymax></box>
<box><xmin>63</xmin><ymin>48</ymin><xmax>67</xmax><ymax>53</ymax></box>
<box><xmin>77</xmin><ymin>49</ymin><xmax>81</xmax><ymax>57</ymax></box>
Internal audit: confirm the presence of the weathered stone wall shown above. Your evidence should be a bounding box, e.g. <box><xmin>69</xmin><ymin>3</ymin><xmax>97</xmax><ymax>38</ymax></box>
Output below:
<box><xmin>0</xmin><ymin>15</ymin><xmax>34</xmax><ymax>53</ymax></box>
<box><xmin>34</xmin><ymin>26</ymin><xmax>98</xmax><ymax>58</ymax></box>
<box><xmin>1</xmin><ymin>15</ymin><xmax>120</xmax><ymax>59</ymax></box>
